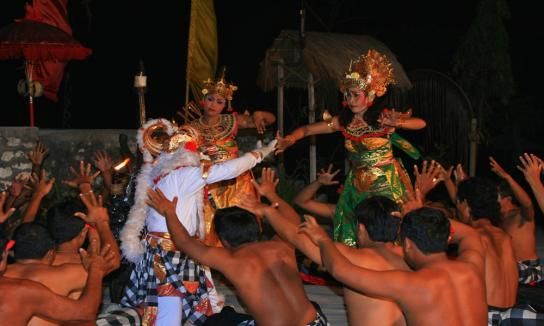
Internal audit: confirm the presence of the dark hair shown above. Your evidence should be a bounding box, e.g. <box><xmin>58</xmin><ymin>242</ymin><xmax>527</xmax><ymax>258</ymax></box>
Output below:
<box><xmin>46</xmin><ymin>200</ymin><xmax>86</xmax><ymax>244</ymax></box>
<box><xmin>400</xmin><ymin>207</ymin><xmax>450</xmax><ymax>254</ymax></box>
<box><xmin>457</xmin><ymin>177</ymin><xmax>501</xmax><ymax>226</ymax></box>
<box><xmin>354</xmin><ymin>196</ymin><xmax>400</xmax><ymax>242</ymax></box>
<box><xmin>213</xmin><ymin>207</ymin><xmax>261</xmax><ymax>248</ymax></box>
<box><xmin>13</xmin><ymin>223</ymin><xmax>56</xmax><ymax>260</ymax></box>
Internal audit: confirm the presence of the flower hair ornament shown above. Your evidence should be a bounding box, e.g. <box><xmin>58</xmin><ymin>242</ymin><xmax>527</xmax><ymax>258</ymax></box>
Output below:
<box><xmin>121</xmin><ymin>121</ymin><xmax>203</xmax><ymax>263</ymax></box>
<box><xmin>340</xmin><ymin>49</ymin><xmax>396</xmax><ymax>101</ymax></box>
<box><xmin>201</xmin><ymin>67</ymin><xmax>238</xmax><ymax>111</ymax></box>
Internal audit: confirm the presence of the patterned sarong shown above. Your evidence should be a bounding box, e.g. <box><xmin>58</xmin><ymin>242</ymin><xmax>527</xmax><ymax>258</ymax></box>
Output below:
<box><xmin>96</xmin><ymin>306</ymin><xmax>141</xmax><ymax>326</ymax></box>
<box><xmin>120</xmin><ymin>233</ymin><xmax>214</xmax><ymax>325</ymax></box>
<box><xmin>488</xmin><ymin>304</ymin><xmax>544</xmax><ymax>326</ymax></box>
<box><xmin>518</xmin><ymin>258</ymin><xmax>543</xmax><ymax>285</ymax></box>
<box><xmin>236</xmin><ymin>301</ymin><xmax>329</xmax><ymax>326</ymax></box>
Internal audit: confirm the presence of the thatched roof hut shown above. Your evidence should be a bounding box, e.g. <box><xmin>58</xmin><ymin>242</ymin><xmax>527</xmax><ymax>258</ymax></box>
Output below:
<box><xmin>257</xmin><ymin>30</ymin><xmax>411</xmax><ymax>95</ymax></box>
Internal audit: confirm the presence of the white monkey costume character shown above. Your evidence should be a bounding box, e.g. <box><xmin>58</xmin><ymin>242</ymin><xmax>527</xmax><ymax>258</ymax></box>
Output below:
<box><xmin>120</xmin><ymin>120</ymin><xmax>276</xmax><ymax>325</ymax></box>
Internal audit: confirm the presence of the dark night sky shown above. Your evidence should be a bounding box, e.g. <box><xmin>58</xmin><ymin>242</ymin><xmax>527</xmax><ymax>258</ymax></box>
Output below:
<box><xmin>0</xmin><ymin>0</ymin><xmax>542</xmax><ymax>129</ymax></box>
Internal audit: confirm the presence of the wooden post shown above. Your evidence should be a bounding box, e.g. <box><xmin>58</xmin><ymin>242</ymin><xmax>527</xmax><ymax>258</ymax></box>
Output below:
<box><xmin>308</xmin><ymin>73</ymin><xmax>316</xmax><ymax>182</ymax></box>
<box><xmin>277</xmin><ymin>61</ymin><xmax>285</xmax><ymax>174</ymax></box>
<box><xmin>469</xmin><ymin>118</ymin><xmax>478</xmax><ymax>177</ymax></box>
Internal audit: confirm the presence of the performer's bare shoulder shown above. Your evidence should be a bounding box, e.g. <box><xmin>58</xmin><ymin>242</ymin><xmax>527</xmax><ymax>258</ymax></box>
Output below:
<box><xmin>340</xmin><ymin>244</ymin><xmax>409</xmax><ymax>326</ymax></box>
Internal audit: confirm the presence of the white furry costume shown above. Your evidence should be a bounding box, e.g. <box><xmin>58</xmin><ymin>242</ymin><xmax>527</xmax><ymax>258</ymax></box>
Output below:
<box><xmin>119</xmin><ymin>120</ymin><xmax>263</xmax><ymax>325</ymax></box>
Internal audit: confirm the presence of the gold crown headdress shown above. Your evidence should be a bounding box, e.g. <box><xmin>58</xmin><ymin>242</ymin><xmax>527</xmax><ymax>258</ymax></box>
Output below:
<box><xmin>340</xmin><ymin>49</ymin><xmax>396</xmax><ymax>99</ymax></box>
<box><xmin>166</xmin><ymin>124</ymin><xmax>202</xmax><ymax>153</ymax></box>
<box><xmin>201</xmin><ymin>67</ymin><xmax>238</xmax><ymax>107</ymax></box>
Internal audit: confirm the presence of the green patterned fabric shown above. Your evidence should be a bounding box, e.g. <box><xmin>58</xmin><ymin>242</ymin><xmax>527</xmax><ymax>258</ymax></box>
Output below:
<box><xmin>334</xmin><ymin>133</ymin><xmax>414</xmax><ymax>247</ymax></box>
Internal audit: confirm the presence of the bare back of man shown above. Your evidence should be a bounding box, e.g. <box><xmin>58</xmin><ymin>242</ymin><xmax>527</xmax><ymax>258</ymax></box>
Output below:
<box><xmin>341</xmin><ymin>245</ymin><xmax>408</xmax><ymax>326</ymax></box>
<box><xmin>5</xmin><ymin>263</ymin><xmax>87</xmax><ymax>326</ymax></box>
<box><xmin>399</xmin><ymin>259</ymin><xmax>486</xmax><ymax>326</ymax></box>
<box><xmin>52</xmin><ymin>252</ymin><xmax>82</xmax><ymax>266</ymax></box>
<box><xmin>500</xmin><ymin>208</ymin><xmax>537</xmax><ymax>261</ymax></box>
<box><xmin>473</xmin><ymin>220</ymin><xmax>518</xmax><ymax>308</ymax></box>
<box><xmin>220</xmin><ymin>239</ymin><xmax>317</xmax><ymax>326</ymax></box>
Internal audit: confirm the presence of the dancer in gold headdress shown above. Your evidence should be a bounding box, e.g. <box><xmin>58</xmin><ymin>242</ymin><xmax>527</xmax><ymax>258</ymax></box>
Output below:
<box><xmin>189</xmin><ymin>70</ymin><xmax>275</xmax><ymax>246</ymax></box>
<box><xmin>276</xmin><ymin>49</ymin><xmax>426</xmax><ymax>247</ymax></box>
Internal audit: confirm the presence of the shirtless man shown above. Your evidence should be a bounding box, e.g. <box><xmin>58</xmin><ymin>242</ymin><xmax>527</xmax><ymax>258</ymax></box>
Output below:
<box><xmin>47</xmin><ymin>191</ymin><xmax>120</xmax><ymax>271</ymax></box>
<box><xmin>247</xmin><ymin>167</ymin><xmax>409</xmax><ymax>326</ymax></box>
<box><xmin>299</xmin><ymin>206</ymin><xmax>488</xmax><ymax>326</ymax></box>
<box><xmin>456</xmin><ymin>177</ymin><xmax>519</xmax><ymax>320</ymax></box>
<box><xmin>146</xmin><ymin>187</ymin><xmax>328</xmax><ymax>326</ymax></box>
<box><xmin>5</xmin><ymin>223</ymin><xmax>88</xmax><ymax>326</ymax></box>
<box><xmin>512</xmin><ymin>153</ymin><xmax>544</xmax><ymax>284</ymax></box>
<box><xmin>0</xmin><ymin>222</ymin><xmax>114</xmax><ymax>325</ymax></box>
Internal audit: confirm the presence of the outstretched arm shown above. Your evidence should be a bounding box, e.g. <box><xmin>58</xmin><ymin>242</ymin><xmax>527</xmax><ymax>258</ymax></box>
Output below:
<box><xmin>75</xmin><ymin>192</ymin><xmax>121</xmax><ymax>273</ymax></box>
<box><xmin>378</xmin><ymin>108</ymin><xmax>426</xmax><ymax>130</ymax></box>
<box><xmin>146</xmin><ymin>188</ymin><xmax>231</xmax><ymax>270</ymax></box>
<box><xmin>298</xmin><ymin>215</ymin><xmax>413</xmax><ymax>302</ymax></box>
<box><xmin>517</xmin><ymin>153</ymin><xmax>544</xmax><ymax>215</ymax></box>
<box><xmin>490</xmin><ymin>156</ymin><xmax>534</xmax><ymax>221</ymax></box>
<box><xmin>21</xmin><ymin>170</ymin><xmax>55</xmax><ymax>223</ymax></box>
<box><xmin>293</xmin><ymin>164</ymin><xmax>338</xmax><ymax>219</ymax></box>
<box><xmin>238</xmin><ymin>168</ymin><xmax>325</xmax><ymax>264</ymax></box>
<box><xmin>275</xmin><ymin>117</ymin><xmax>339</xmax><ymax>154</ymax></box>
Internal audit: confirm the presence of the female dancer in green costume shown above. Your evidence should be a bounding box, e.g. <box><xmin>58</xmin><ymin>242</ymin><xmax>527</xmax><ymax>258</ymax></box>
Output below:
<box><xmin>275</xmin><ymin>49</ymin><xmax>426</xmax><ymax>247</ymax></box>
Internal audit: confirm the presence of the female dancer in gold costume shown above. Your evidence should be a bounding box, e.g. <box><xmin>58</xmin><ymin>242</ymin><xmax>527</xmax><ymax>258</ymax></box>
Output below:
<box><xmin>190</xmin><ymin>74</ymin><xmax>275</xmax><ymax>246</ymax></box>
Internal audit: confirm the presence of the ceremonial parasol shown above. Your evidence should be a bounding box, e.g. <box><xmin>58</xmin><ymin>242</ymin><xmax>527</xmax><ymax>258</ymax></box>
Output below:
<box><xmin>0</xmin><ymin>9</ymin><xmax>92</xmax><ymax>126</ymax></box>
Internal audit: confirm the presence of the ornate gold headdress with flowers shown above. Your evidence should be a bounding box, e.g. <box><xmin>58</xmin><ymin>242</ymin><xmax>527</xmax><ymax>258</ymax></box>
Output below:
<box><xmin>166</xmin><ymin>124</ymin><xmax>201</xmax><ymax>153</ymax></box>
<box><xmin>340</xmin><ymin>49</ymin><xmax>396</xmax><ymax>99</ymax></box>
<box><xmin>201</xmin><ymin>67</ymin><xmax>238</xmax><ymax>103</ymax></box>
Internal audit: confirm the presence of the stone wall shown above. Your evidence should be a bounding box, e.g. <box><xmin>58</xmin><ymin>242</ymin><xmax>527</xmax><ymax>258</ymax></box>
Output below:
<box><xmin>0</xmin><ymin>127</ymin><xmax>273</xmax><ymax>192</ymax></box>
<box><xmin>0</xmin><ymin>127</ymin><xmax>137</xmax><ymax>192</ymax></box>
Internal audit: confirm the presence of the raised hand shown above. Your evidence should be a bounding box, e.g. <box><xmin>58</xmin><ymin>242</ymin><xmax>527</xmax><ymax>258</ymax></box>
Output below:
<box><xmin>0</xmin><ymin>192</ymin><xmax>16</xmax><ymax>223</ymax></box>
<box><xmin>27</xmin><ymin>141</ymin><xmax>49</xmax><ymax>166</ymax></box>
<box><xmin>401</xmin><ymin>188</ymin><xmax>424</xmax><ymax>216</ymax></box>
<box><xmin>79</xmin><ymin>230</ymin><xmax>112</xmax><ymax>274</ymax></box>
<box><xmin>92</xmin><ymin>150</ymin><xmax>113</xmax><ymax>173</ymax></box>
<box><xmin>8</xmin><ymin>174</ymin><xmax>29</xmax><ymax>198</ymax></box>
<box><xmin>253</xmin><ymin>167</ymin><xmax>279</xmax><ymax>198</ymax></box>
<box><xmin>274</xmin><ymin>131</ymin><xmax>293</xmax><ymax>155</ymax></box>
<box><xmin>28</xmin><ymin>170</ymin><xmax>55</xmax><ymax>199</ymax></box>
<box><xmin>378</xmin><ymin>108</ymin><xmax>412</xmax><ymax>128</ymax></box>
<box><xmin>317</xmin><ymin>164</ymin><xmax>340</xmax><ymax>186</ymax></box>
<box><xmin>517</xmin><ymin>153</ymin><xmax>543</xmax><ymax>185</ymax></box>
<box><xmin>63</xmin><ymin>161</ymin><xmax>101</xmax><ymax>189</ymax></box>
<box><xmin>414</xmin><ymin>160</ymin><xmax>442</xmax><ymax>198</ymax></box>
<box><xmin>74</xmin><ymin>191</ymin><xmax>109</xmax><ymax>227</ymax></box>
<box><xmin>297</xmin><ymin>215</ymin><xmax>330</xmax><ymax>245</ymax></box>
<box><xmin>453</xmin><ymin>164</ymin><xmax>468</xmax><ymax>185</ymax></box>
<box><xmin>439</xmin><ymin>165</ymin><xmax>454</xmax><ymax>183</ymax></box>
<box><xmin>146</xmin><ymin>188</ymin><xmax>177</xmax><ymax>218</ymax></box>
<box><xmin>489</xmin><ymin>157</ymin><xmax>510</xmax><ymax>179</ymax></box>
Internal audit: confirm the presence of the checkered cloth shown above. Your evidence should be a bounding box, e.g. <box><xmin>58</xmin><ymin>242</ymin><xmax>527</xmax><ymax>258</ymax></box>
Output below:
<box><xmin>236</xmin><ymin>301</ymin><xmax>329</xmax><ymax>326</ymax></box>
<box><xmin>96</xmin><ymin>307</ymin><xmax>141</xmax><ymax>326</ymax></box>
<box><xmin>120</xmin><ymin>238</ymin><xmax>212</xmax><ymax>325</ymax></box>
<box><xmin>518</xmin><ymin>258</ymin><xmax>543</xmax><ymax>285</ymax></box>
<box><xmin>488</xmin><ymin>304</ymin><xmax>544</xmax><ymax>326</ymax></box>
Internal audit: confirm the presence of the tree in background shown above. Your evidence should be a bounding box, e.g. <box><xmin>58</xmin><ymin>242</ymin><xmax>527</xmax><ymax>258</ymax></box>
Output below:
<box><xmin>451</xmin><ymin>0</ymin><xmax>515</xmax><ymax>140</ymax></box>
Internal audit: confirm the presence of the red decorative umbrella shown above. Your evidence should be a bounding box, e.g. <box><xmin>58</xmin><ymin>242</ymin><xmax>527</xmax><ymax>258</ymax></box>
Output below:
<box><xmin>0</xmin><ymin>0</ymin><xmax>92</xmax><ymax>127</ymax></box>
